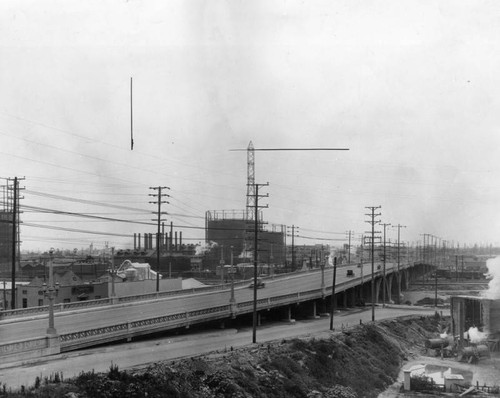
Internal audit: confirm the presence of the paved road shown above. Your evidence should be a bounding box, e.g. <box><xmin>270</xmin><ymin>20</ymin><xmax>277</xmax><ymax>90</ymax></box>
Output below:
<box><xmin>0</xmin><ymin>262</ymin><xmax>402</xmax><ymax>344</ymax></box>
<box><xmin>0</xmin><ymin>304</ymin><xmax>443</xmax><ymax>390</ymax></box>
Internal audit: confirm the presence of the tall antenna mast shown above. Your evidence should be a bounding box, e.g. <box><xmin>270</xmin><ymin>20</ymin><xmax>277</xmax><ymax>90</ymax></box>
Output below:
<box><xmin>235</xmin><ymin>142</ymin><xmax>349</xmax><ymax>220</ymax></box>
<box><xmin>246</xmin><ymin>141</ymin><xmax>255</xmax><ymax>220</ymax></box>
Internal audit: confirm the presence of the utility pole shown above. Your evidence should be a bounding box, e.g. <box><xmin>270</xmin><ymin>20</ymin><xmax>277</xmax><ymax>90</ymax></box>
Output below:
<box><xmin>421</xmin><ymin>233</ymin><xmax>428</xmax><ymax>264</ymax></box>
<box><xmin>251</xmin><ymin>183</ymin><xmax>269</xmax><ymax>344</ymax></box>
<box><xmin>381</xmin><ymin>223</ymin><xmax>391</xmax><ymax>308</ymax></box>
<box><xmin>346</xmin><ymin>230</ymin><xmax>354</xmax><ymax>265</ymax></box>
<box><xmin>442</xmin><ymin>240</ymin><xmax>447</xmax><ymax>271</ymax></box>
<box><xmin>43</xmin><ymin>248</ymin><xmax>58</xmax><ymax>335</ymax></box>
<box><xmin>433</xmin><ymin>235</ymin><xmax>439</xmax><ymax>308</ymax></box>
<box><xmin>288</xmin><ymin>225</ymin><xmax>299</xmax><ymax>272</ymax></box>
<box><xmin>149</xmin><ymin>186</ymin><xmax>170</xmax><ymax>292</ymax></box>
<box><xmin>393</xmin><ymin>224</ymin><xmax>406</xmax><ymax>303</ymax></box>
<box><xmin>8</xmin><ymin>177</ymin><xmax>24</xmax><ymax>309</ymax></box>
<box><xmin>365</xmin><ymin>206</ymin><xmax>381</xmax><ymax>322</ymax></box>
<box><xmin>329</xmin><ymin>256</ymin><xmax>337</xmax><ymax>330</ymax></box>
<box><xmin>393</xmin><ymin>224</ymin><xmax>406</xmax><ymax>273</ymax></box>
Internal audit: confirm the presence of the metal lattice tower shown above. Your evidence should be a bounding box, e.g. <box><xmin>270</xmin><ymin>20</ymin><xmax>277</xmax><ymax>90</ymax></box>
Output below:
<box><xmin>246</xmin><ymin>141</ymin><xmax>256</xmax><ymax>220</ymax></box>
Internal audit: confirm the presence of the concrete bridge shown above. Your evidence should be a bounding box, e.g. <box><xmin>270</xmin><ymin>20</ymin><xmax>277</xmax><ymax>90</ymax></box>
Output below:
<box><xmin>0</xmin><ymin>261</ymin><xmax>434</xmax><ymax>363</ymax></box>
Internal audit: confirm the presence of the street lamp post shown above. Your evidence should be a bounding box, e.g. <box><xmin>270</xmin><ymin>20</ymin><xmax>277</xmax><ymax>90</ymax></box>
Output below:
<box><xmin>230</xmin><ymin>246</ymin><xmax>235</xmax><ymax>304</ymax></box>
<box><xmin>43</xmin><ymin>248</ymin><xmax>59</xmax><ymax>335</ymax></box>
<box><xmin>109</xmin><ymin>247</ymin><xmax>116</xmax><ymax>301</ymax></box>
<box><xmin>320</xmin><ymin>256</ymin><xmax>325</xmax><ymax>295</ymax></box>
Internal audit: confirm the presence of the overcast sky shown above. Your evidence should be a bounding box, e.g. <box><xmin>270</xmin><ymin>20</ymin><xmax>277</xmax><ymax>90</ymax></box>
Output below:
<box><xmin>1</xmin><ymin>0</ymin><xmax>499</xmax><ymax>252</ymax></box>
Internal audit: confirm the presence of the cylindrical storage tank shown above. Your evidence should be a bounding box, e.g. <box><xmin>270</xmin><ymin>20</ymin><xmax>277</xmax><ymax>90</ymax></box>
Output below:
<box><xmin>462</xmin><ymin>345</ymin><xmax>490</xmax><ymax>359</ymax></box>
<box><xmin>425</xmin><ymin>338</ymin><xmax>449</xmax><ymax>349</ymax></box>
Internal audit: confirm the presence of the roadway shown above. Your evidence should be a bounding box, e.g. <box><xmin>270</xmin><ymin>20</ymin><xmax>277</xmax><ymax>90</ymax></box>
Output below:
<box><xmin>0</xmin><ymin>304</ymin><xmax>442</xmax><ymax>390</ymax></box>
<box><xmin>0</xmin><ymin>261</ymin><xmax>405</xmax><ymax>345</ymax></box>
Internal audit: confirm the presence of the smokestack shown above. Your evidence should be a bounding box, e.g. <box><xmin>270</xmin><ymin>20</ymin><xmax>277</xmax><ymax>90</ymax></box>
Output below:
<box><xmin>138</xmin><ymin>233</ymin><xmax>141</xmax><ymax>250</ymax></box>
<box><xmin>134</xmin><ymin>233</ymin><xmax>137</xmax><ymax>250</ymax></box>
<box><xmin>175</xmin><ymin>231</ymin><xmax>178</xmax><ymax>251</ymax></box>
<box><xmin>180</xmin><ymin>231</ymin><xmax>182</xmax><ymax>248</ymax></box>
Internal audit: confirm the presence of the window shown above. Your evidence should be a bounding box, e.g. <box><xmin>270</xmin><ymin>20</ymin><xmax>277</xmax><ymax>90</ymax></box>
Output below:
<box><xmin>63</xmin><ymin>298</ymin><xmax>71</xmax><ymax>303</ymax></box>
<box><xmin>38</xmin><ymin>299</ymin><xmax>44</xmax><ymax>306</ymax></box>
<box><xmin>22</xmin><ymin>298</ymin><xmax>28</xmax><ymax>308</ymax></box>
<box><xmin>22</xmin><ymin>289</ymin><xmax>28</xmax><ymax>295</ymax></box>
<box><xmin>38</xmin><ymin>290</ymin><xmax>44</xmax><ymax>296</ymax></box>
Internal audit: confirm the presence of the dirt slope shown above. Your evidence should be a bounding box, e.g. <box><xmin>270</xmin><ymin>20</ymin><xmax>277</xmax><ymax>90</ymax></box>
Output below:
<box><xmin>1</xmin><ymin>314</ymin><xmax>448</xmax><ymax>398</ymax></box>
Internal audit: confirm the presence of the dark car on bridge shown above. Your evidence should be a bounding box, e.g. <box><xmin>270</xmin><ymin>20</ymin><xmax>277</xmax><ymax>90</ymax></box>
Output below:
<box><xmin>249</xmin><ymin>278</ymin><xmax>265</xmax><ymax>289</ymax></box>
<box><xmin>346</xmin><ymin>270</ymin><xmax>354</xmax><ymax>277</ymax></box>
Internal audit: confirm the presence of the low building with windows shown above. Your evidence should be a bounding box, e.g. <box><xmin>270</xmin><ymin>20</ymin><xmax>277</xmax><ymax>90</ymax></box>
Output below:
<box><xmin>15</xmin><ymin>262</ymin><xmax>183</xmax><ymax>308</ymax></box>
<box><xmin>17</xmin><ymin>270</ymin><xmax>108</xmax><ymax>308</ymax></box>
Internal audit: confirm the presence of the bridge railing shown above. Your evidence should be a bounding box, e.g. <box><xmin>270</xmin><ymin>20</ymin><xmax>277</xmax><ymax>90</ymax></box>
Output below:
<box><xmin>60</xmin><ymin>304</ymin><xmax>232</xmax><ymax>351</ymax></box>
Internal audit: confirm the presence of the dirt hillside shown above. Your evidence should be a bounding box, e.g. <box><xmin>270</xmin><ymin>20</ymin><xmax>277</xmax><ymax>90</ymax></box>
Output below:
<box><xmin>1</xmin><ymin>314</ymin><xmax>448</xmax><ymax>398</ymax></box>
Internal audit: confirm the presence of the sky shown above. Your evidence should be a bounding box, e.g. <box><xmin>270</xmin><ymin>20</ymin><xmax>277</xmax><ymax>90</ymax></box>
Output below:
<box><xmin>0</xmin><ymin>0</ymin><xmax>499</xmax><ymax>253</ymax></box>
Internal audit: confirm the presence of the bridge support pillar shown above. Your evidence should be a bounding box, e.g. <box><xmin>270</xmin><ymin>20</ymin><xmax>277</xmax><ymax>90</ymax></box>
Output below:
<box><xmin>309</xmin><ymin>301</ymin><xmax>320</xmax><ymax>319</ymax></box>
<box><xmin>230</xmin><ymin>302</ymin><xmax>238</xmax><ymax>319</ymax></box>
<box><xmin>46</xmin><ymin>334</ymin><xmax>61</xmax><ymax>356</ymax></box>
<box><xmin>396</xmin><ymin>273</ymin><xmax>402</xmax><ymax>303</ymax></box>
<box><xmin>404</xmin><ymin>271</ymin><xmax>410</xmax><ymax>291</ymax></box>
<box><xmin>386</xmin><ymin>275</ymin><xmax>393</xmax><ymax>304</ymax></box>
<box><xmin>319</xmin><ymin>298</ymin><xmax>329</xmax><ymax>316</ymax></box>
<box><xmin>127</xmin><ymin>321</ymin><xmax>132</xmax><ymax>341</ymax></box>
<box><xmin>374</xmin><ymin>278</ymin><xmax>382</xmax><ymax>304</ymax></box>
<box><xmin>282</xmin><ymin>306</ymin><xmax>295</xmax><ymax>324</ymax></box>
<box><xmin>350</xmin><ymin>287</ymin><xmax>356</xmax><ymax>307</ymax></box>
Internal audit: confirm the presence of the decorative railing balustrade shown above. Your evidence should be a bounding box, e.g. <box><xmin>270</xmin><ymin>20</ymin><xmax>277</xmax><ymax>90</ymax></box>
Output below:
<box><xmin>60</xmin><ymin>304</ymin><xmax>232</xmax><ymax>351</ymax></box>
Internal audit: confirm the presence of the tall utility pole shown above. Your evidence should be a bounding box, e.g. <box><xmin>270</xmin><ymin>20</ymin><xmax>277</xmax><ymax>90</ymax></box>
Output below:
<box><xmin>288</xmin><ymin>225</ymin><xmax>299</xmax><ymax>271</ymax></box>
<box><xmin>365</xmin><ymin>206</ymin><xmax>381</xmax><ymax>322</ymax></box>
<box><xmin>393</xmin><ymin>224</ymin><xmax>407</xmax><ymax>273</ymax></box>
<box><xmin>393</xmin><ymin>224</ymin><xmax>406</xmax><ymax>303</ymax></box>
<box><xmin>381</xmin><ymin>222</ymin><xmax>391</xmax><ymax>308</ymax></box>
<box><xmin>8</xmin><ymin>177</ymin><xmax>24</xmax><ymax>309</ymax></box>
<box><xmin>346</xmin><ymin>230</ymin><xmax>354</xmax><ymax>265</ymax></box>
<box><xmin>329</xmin><ymin>256</ymin><xmax>337</xmax><ymax>330</ymax></box>
<box><xmin>149</xmin><ymin>186</ymin><xmax>170</xmax><ymax>292</ymax></box>
<box><xmin>421</xmin><ymin>233</ymin><xmax>429</xmax><ymax>264</ymax></box>
<box><xmin>251</xmin><ymin>183</ymin><xmax>268</xmax><ymax>344</ymax></box>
